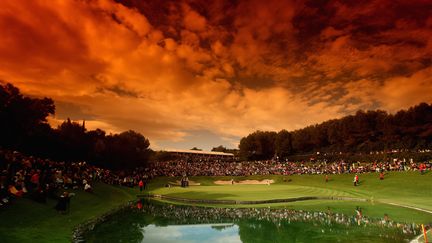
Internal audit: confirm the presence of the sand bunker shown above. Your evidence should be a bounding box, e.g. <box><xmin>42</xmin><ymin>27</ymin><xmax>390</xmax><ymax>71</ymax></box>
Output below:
<box><xmin>214</xmin><ymin>179</ymin><xmax>274</xmax><ymax>185</ymax></box>
<box><xmin>171</xmin><ymin>180</ymin><xmax>201</xmax><ymax>186</ymax></box>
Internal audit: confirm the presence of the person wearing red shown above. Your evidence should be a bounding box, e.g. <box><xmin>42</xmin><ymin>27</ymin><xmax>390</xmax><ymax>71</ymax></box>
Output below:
<box><xmin>419</xmin><ymin>163</ymin><xmax>425</xmax><ymax>175</ymax></box>
<box><xmin>139</xmin><ymin>180</ymin><xmax>144</xmax><ymax>192</ymax></box>
<box><xmin>353</xmin><ymin>174</ymin><xmax>359</xmax><ymax>186</ymax></box>
<box><xmin>30</xmin><ymin>172</ymin><xmax>39</xmax><ymax>185</ymax></box>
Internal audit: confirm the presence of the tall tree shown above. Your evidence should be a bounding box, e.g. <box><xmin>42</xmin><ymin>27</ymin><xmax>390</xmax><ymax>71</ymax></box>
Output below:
<box><xmin>239</xmin><ymin>131</ymin><xmax>277</xmax><ymax>160</ymax></box>
<box><xmin>0</xmin><ymin>82</ymin><xmax>54</xmax><ymax>149</ymax></box>
<box><xmin>212</xmin><ymin>145</ymin><xmax>227</xmax><ymax>152</ymax></box>
<box><xmin>56</xmin><ymin>118</ymin><xmax>88</xmax><ymax>161</ymax></box>
<box><xmin>103</xmin><ymin>130</ymin><xmax>151</xmax><ymax>169</ymax></box>
<box><xmin>275</xmin><ymin>130</ymin><xmax>292</xmax><ymax>160</ymax></box>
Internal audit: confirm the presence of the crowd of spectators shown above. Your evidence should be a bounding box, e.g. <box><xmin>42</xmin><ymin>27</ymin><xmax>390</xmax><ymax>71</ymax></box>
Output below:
<box><xmin>0</xmin><ymin>149</ymin><xmax>95</xmax><ymax>208</ymax></box>
<box><xmin>0</xmin><ymin>149</ymin><xmax>147</xmax><ymax>209</ymax></box>
<box><xmin>144</xmin><ymin>158</ymin><xmax>431</xmax><ymax>177</ymax></box>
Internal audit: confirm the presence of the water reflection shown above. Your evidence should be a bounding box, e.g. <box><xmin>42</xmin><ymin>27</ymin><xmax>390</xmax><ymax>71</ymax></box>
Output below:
<box><xmin>142</xmin><ymin>224</ymin><xmax>241</xmax><ymax>243</ymax></box>
<box><xmin>84</xmin><ymin>200</ymin><xmax>423</xmax><ymax>243</ymax></box>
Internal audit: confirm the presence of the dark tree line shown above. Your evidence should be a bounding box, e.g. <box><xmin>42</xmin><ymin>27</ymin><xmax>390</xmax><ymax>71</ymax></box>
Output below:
<box><xmin>0</xmin><ymin>82</ymin><xmax>151</xmax><ymax>169</ymax></box>
<box><xmin>3</xmin><ymin>82</ymin><xmax>431</xmax><ymax>165</ymax></box>
<box><xmin>239</xmin><ymin>103</ymin><xmax>432</xmax><ymax>160</ymax></box>
<box><xmin>211</xmin><ymin>145</ymin><xmax>239</xmax><ymax>156</ymax></box>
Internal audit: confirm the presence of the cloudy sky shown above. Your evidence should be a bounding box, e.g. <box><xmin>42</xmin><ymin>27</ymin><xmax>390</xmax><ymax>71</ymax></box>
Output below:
<box><xmin>0</xmin><ymin>0</ymin><xmax>431</xmax><ymax>150</ymax></box>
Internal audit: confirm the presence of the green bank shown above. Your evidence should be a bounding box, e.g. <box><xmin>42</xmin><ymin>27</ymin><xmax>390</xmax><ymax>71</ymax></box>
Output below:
<box><xmin>0</xmin><ymin>171</ymin><xmax>431</xmax><ymax>242</ymax></box>
<box><xmin>0</xmin><ymin>183</ymin><xmax>138</xmax><ymax>243</ymax></box>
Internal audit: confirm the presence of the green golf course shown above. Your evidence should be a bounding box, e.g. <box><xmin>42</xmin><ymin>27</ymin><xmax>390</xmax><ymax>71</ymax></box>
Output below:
<box><xmin>148</xmin><ymin>171</ymin><xmax>432</xmax><ymax>213</ymax></box>
<box><xmin>145</xmin><ymin>171</ymin><xmax>432</xmax><ymax>223</ymax></box>
<box><xmin>0</xmin><ymin>171</ymin><xmax>431</xmax><ymax>242</ymax></box>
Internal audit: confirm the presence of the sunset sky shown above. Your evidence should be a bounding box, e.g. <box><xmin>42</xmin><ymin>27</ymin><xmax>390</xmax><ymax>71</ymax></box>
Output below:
<box><xmin>0</xmin><ymin>0</ymin><xmax>431</xmax><ymax>150</ymax></box>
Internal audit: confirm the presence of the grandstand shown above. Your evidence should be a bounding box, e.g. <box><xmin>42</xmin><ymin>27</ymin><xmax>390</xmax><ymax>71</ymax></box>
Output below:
<box><xmin>163</xmin><ymin>149</ymin><xmax>235</xmax><ymax>159</ymax></box>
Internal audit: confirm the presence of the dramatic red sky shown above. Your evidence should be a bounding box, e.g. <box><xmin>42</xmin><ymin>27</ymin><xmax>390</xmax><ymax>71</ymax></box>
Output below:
<box><xmin>0</xmin><ymin>0</ymin><xmax>431</xmax><ymax>150</ymax></box>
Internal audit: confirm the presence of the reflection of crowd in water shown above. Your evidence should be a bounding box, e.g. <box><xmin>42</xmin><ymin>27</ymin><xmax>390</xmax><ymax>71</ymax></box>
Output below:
<box><xmin>135</xmin><ymin>201</ymin><xmax>423</xmax><ymax>236</ymax></box>
<box><xmin>145</xmin><ymin>159</ymin><xmax>431</xmax><ymax>177</ymax></box>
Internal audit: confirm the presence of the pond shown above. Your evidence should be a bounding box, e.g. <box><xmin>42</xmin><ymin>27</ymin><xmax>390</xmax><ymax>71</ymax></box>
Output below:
<box><xmin>83</xmin><ymin>200</ymin><xmax>421</xmax><ymax>243</ymax></box>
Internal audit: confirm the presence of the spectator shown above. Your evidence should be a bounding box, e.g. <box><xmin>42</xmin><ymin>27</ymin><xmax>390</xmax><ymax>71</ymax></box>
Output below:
<box><xmin>84</xmin><ymin>183</ymin><xmax>93</xmax><ymax>193</ymax></box>
<box><xmin>55</xmin><ymin>191</ymin><xmax>71</xmax><ymax>214</ymax></box>
<box><xmin>139</xmin><ymin>180</ymin><xmax>144</xmax><ymax>192</ymax></box>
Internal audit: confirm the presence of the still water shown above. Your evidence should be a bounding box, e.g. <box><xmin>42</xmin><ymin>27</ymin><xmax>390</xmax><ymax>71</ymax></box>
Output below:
<box><xmin>84</xmin><ymin>200</ymin><xmax>420</xmax><ymax>243</ymax></box>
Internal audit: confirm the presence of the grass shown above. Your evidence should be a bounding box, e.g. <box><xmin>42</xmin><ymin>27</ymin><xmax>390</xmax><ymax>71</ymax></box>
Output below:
<box><xmin>0</xmin><ymin>183</ymin><xmax>139</xmax><ymax>243</ymax></box>
<box><xmin>147</xmin><ymin>171</ymin><xmax>432</xmax><ymax>223</ymax></box>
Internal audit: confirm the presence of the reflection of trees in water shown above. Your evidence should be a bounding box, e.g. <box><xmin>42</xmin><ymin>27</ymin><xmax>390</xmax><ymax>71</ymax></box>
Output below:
<box><xmin>86</xmin><ymin>211</ymin><xmax>200</xmax><ymax>242</ymax></box>
<box><xmin>238</xmin><ymin>219</ymin><xmax>294</xmax><ymax>243</ymax></box>
<box><xmin>236</xmin><ymin>219</ymin><xmax>345</xmax><ymax>243</ymax></box>
<box><xmin>211</xmin><ymin>224</ymin><xmax>234</xmax><ymax>231</ymax></box>
<box><xmin>236</xmin><ymin>218</ymin><xmax>413</xmax><ymax>243</ymax></box>
<box><xmin>85</xmin><ymin>200</ymin><xmax>421</xmax><ymax>243</ymax></box>
<box><xmin>84</xmin><ymin>209</ymin><xmax>150</xmax><ymax>243</ymax></box>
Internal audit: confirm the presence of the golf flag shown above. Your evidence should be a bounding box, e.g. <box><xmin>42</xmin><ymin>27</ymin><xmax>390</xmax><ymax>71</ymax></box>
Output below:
<box><xmin>422</xmin><ymin>224</ymin><xmax>428</xmax><ymax>243</ymax></box>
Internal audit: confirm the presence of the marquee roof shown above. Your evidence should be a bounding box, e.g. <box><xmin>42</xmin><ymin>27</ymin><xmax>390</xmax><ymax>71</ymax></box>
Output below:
<box><xmin>163</xmin><ymin>149</ymin><xmax>234</xmax><ymax>156</ymax></box>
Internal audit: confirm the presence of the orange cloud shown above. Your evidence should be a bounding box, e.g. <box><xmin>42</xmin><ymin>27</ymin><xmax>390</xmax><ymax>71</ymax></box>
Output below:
<box><xmin>182</xmin><ymin>5</ymin><xmax>207</xmax><ymax>32</ymax></box>
<box><xmin>0</xmin><ymin>0</ymin><xmax>431</xmax><ymax>150</ymax></box>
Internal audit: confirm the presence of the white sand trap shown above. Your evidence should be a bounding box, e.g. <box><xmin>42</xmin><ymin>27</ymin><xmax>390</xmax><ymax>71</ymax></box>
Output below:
<box><xmin>214</xmin><ymin>179</ymin><xmax>274</xmax><ymax>185</ymax></box>
<box><xmin>171</xmin><ymin>180</ymin><xmax>201</xmax><ymax>186</ymax></box>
